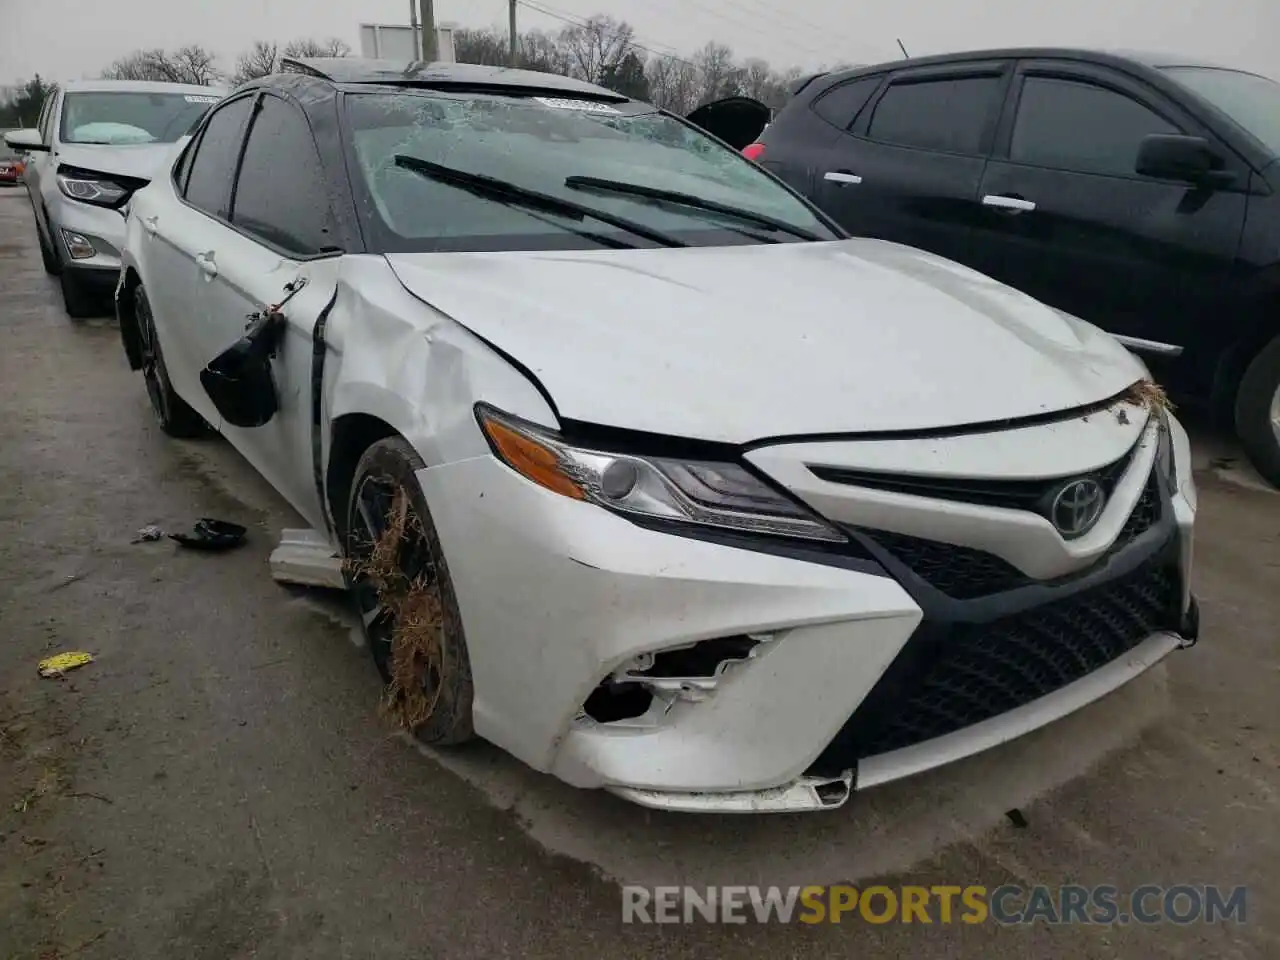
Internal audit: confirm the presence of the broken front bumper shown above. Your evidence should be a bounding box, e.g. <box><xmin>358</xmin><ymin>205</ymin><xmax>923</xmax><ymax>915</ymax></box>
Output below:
<box><xmin>419</xmin><ymin>437</ymin><xmax>1197</xmax><ymax>813</ymax></box>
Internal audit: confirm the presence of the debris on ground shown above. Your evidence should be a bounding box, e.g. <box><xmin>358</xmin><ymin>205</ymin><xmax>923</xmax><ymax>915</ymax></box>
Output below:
<box><xmin>1005</xmin><ymin>808</ymin><xmax>1029</xmax><ymax>829</ymax></box>
<box><xmin>130</xmin><ymin>525</ymin><xmax>164</xmax><ymax>544</ymax></box>
<box><xmin>37</xmin><ymin>653</ymin><xmax>94</xmax><ymax>679</ymax></box>
<box><xmin>168</xmin><ymin>518</ymin><xmax>247</xmax><ymax>552</ymax></box>
<box><xmin>347</xmin><ymin>489</ymin><xmax>444</xmax><ymax>732</ymax></box>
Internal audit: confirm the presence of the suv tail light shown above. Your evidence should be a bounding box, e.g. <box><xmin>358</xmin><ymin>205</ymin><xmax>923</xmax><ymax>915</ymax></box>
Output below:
<box><xmin>742</xmin><ymin>142</ymin><xmax>766</xmax><ymax>162</ymax></box>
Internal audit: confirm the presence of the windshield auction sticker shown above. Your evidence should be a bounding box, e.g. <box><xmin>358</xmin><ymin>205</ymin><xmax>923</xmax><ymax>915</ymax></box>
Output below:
<box><xmin>533</xmin><ymin>97</ymin><xmax>620</xmax><ymax>114</ymax></box>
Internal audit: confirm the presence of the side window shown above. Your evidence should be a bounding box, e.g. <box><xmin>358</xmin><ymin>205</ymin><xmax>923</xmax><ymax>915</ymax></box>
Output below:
<box><xmin>231</xmin><ymin>96</ymin><xmax>331</xmax><ymax>256</ymax></box>
<box><xmin>184</xmin><ymin>97</ymin><xmax>254</xmax><ymax>218</ymax></box>
<box><xmin>811</xmin><ymin>76</ymin><xmax>882</xmax><ymax>131</ymax></box>
<box><xmin>866</xmin><ymin>75</ymin><xmax>1003</xmax><ymax>155</ymax></box>
<box><xmin>172</xmin><ymin>137</ymin><xmax>197</xmax><ymax>195</ymax></box>
<box><xmin>39</xmin><ymin>95</ymin><xmax>56</xmax><ymax>143</ymax></box>
<box><xmin>1010</xmin><ymin>77</ymin><xmax>1179</xmax><ymax>177</ymax></box>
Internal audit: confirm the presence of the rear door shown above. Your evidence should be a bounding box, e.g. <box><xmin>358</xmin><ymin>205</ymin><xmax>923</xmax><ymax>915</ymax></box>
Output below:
<box><xmin>970</xmin><ymin>59</ymin><xmax>1250</xmax><ymax>353</ymax></box>
<box><xmin>812</xmin><ymin>61</ymin><xmax>1011</xmax><ymax>265</ymax></box>
<box><xmin>754</xmin><ymin>74</ymin><xmax>884</xmax><ymax>196</ymax></box>
<box><xmin>202</xmin><ymin>91</ymin><xmax>340</xmax><ymax>527</ymax></box>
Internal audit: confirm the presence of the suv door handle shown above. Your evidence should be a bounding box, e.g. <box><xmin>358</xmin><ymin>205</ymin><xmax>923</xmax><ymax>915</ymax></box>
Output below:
<box><xmin>142</xmin><ymin>215</ymin><xmax>159</xmax><ymax>235</ymax></box>
<box><xmin>195</xmin><ymin>251</ymin><xmax>218</xmax><ymax>279</ymax></box>
<box><xmin>982</xmin><ymin>194</ymin><xmax>1036</xmax><ymax>213</ymax></box>
<box><xmin>824</xmin><ymin>171</ymin><xmax>863</xmax><ymax>186</ymax></box>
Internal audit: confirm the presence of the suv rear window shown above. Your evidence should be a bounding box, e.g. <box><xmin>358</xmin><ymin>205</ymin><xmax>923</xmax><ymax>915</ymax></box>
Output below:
<box><xmin>345</xmin><ymin>91</ymin><xmax>837</xmax><ymax>253</ymax></box>
<box><xmin>866</xmin><ymin>76</ymin><xmax>1002</xmax><ymax>154</ymax></box>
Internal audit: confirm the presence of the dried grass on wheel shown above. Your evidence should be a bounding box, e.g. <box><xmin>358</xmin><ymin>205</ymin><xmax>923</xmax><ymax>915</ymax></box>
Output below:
<box><xmin>346</xmin><ymin>487</ymin><xmax>445</xmax><ymax>732</ymax></box>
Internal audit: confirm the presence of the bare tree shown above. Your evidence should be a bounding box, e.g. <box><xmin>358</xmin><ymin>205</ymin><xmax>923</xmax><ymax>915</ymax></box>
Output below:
<box><xmin>738</xmin><ymin>57</ymin><xmax>800</xmax><ymax>110</ymax></box>
<box><xmin>644</xmin><ymin>56</ymin><xmax>701</xmax><ymax>114</ymax></box>
<box><xmin>559</xmin><ymin>15</ymin><xmax>634</xmax><ymax>85</ymax></box>
<box><xmin>232</xmin><ymin>40</ymin><xmax>279</xmax><ymax>86</ymax></box>
<box><xmin>282</xmin><ymin>37</ymin><xmax>352</xmax><ymax>60</ymax></box>
<box><xmin>519</xmin><ymin>29</ymin><xmax>573</xmax><ymax>76</ymax></box>
<box><xmin>453</xmin><ymin>28</ymin><xmax>509</xmax><ymax>66</ymax></box>
<box><xmin>691</xmin><ymin>42</ymin><xmax>743</xmax><ymax>105</ymax></box>
<box><xmin>102</xmin><ymin>45</ymin><xmax>221</xmax><ymax>85</ymax></box>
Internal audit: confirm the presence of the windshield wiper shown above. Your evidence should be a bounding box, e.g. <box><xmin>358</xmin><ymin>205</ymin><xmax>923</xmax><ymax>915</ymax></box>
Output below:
<box><xmin>564</xmin><ymin>176</ymin><xmax>823</xmax><ymax>241</ymax></box>
<box><xmin>392</xmin><ymin>156</ymin><xmax>685</xmax><ymax>249</ymax></box>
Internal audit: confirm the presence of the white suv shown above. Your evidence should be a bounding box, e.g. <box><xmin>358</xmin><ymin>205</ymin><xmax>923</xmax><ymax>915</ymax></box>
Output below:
<box><xmin>5</xmin><ymin>79</ymin><xmax>222</xmax><ymax>318</ymax></box>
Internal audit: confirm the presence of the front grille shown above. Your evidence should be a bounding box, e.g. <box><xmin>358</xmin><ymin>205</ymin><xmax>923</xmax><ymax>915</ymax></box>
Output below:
<box><xmin>809</xmin><ymin>556</ymin><xmax>1181</xmax><ymax>773</ymax></box>
<box><xmin>1116</xmin><ymin>474</ymin><xmax>1160</xmax><ymax>548</ymax></box>
<box><xmin>864</xmin><ymin>529</ymin><xmax>1027</xmax><ymax>599</ymax></box>
<box><xmin>854</xmin><ymin>471</ymin><xmax>1163</xmax><ymax>600</ymax></box>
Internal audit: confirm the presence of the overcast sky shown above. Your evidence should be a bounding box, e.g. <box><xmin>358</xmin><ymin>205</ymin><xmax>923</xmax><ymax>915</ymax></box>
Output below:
<box><xmin>2</xmin><ymin>0</ymin><xmax>1276</xmax><ymax>86</ymax></box>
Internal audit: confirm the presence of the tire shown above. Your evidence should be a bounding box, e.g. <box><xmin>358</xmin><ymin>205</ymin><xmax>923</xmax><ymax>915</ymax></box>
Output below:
<box><xmin>59</xmin><ymin>269</ymin><xmax>99</xmax><ymax>320</ymax></box>
<box><xmin>344</xmin><ymin>436</ymin><xmax>475</xmax><ymax>745</ymax></box>
<box><xmin>134</xmin><ymin>285</ymin><xmax>207</xmax><ymax>438</ymax></box>
<box><xmin>1234</xmin><ymin>333</ymin><xmax>1280</xmax><ymax>489</ymax></box>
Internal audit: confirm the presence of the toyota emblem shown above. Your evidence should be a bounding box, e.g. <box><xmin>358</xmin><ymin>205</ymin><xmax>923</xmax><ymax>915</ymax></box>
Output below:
<box><xmin>1050</xmin><ymin>478</ymin><xmax>1106</xmax><ymax>538</ymax></box>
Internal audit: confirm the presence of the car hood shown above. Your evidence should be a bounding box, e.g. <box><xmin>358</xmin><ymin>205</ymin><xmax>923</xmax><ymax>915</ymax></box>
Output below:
<box><xmin>53</xmin><ymin>141</ymin><xmax>177</xmax><ymax>181</ymax></box>
<box><xmin>386</xmin><ymin>239</ymin><xmax>1146</xmax><ymax>444</ymax></box>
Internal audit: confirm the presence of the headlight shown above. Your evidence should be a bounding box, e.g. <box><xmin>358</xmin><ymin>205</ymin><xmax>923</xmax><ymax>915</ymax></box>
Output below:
<box><xmin>57</xmin><ymin>172</ymin><xmax>129</xmax><ymax>207</ymax></box>
<box><xmin>475</xmin><ymin>404</ymin><xmax>846</xmax><ymax>543</ymax></box>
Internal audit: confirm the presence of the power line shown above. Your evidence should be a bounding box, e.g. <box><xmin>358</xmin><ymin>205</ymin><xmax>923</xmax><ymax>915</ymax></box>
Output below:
<box><xmin>514</xmin><ymin>0</ymin><xmax>700</xmax><ymax>67</ymax></box>
<box><xmin>668</xmin><ymin>0</ymin><xmax>831</xmax><ymax>62</ymax></box>
<box><xmin>731</xmin><ymin>0</ymin><xmax>866</xmax><ymax>55</ymax></box>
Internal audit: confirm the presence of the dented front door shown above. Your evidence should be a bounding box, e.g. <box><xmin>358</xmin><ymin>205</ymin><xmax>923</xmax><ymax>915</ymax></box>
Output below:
<box><xmin>197</xmin><ymin>228</ymin><xmax>336</xmax><ymax>531</ymax></box>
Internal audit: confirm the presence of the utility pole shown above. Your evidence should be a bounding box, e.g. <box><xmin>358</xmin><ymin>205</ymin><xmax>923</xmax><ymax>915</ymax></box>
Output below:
<box><xmin>409</xmin><ymin>0</ymin><xmax>420</xmax><ymax>61</ymax></box>
<box><xmin>509</xmin><ymin>0</ymin><xmax>519</xmax><ymax>66</ymax></box>
<box><xmin>419</xmin><ymin>0</ymin><xmax>438</xmax><ymax>61</ymax></box>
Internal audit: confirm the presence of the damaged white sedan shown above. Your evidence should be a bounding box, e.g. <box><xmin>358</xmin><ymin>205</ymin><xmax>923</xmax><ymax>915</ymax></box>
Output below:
<box><xmin>115</xmin><ymin>58</ymin><xmax>1200</xmax><ymax>813</ymax></box>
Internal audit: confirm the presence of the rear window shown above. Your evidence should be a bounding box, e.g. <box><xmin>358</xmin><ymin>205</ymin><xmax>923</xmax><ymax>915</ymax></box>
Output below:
<box><xmin>344</xmin><ymin>91</ymin><xmax>837</xmax><ymax>253</ymax></box>
<box><xmin>59</xmin><ymin>91</ymin><xmax>220</xmax><ymax>145</ymax></box>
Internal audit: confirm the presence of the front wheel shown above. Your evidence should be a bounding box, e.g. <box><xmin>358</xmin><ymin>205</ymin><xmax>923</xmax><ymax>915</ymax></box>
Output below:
<box><xmin>344</xmin><ymin>436</ymin><xmax>475</xmax><ymax>745</ymax></box>
<box><xmin>134</xmin><ymin>285</ymin><xmax>207</xmax><ymax>438</ymax></box>
<box><xmin>1234</xmin><ymin>334</ymin><xmax>1280</xmax><ymax>488</ymax></box>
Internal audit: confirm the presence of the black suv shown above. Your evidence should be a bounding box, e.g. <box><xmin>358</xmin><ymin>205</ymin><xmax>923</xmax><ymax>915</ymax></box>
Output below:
<box><xmin>721</xmin><ymin>49</ymin><xmax>1280</xmax><ymax>486</ymax></box>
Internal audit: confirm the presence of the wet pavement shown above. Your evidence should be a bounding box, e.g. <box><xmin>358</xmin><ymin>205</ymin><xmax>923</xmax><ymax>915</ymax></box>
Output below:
<box><xmin>1</xmin><ymin>187</ymin><xmax>1278</xmax><ymax>959</ymax></box>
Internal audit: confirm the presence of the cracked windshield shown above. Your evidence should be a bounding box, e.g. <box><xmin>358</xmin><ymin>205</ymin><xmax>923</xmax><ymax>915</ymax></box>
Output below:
<box><xmin>346</xmin><ymin>92</ymin><xmax>832</xmax><ymax>250</ymax></box>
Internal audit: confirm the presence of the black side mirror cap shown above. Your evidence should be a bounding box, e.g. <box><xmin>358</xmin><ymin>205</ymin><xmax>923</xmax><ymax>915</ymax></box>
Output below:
<box><xmin>1135</xmin><ymin>134</ymin><xmax>1235</xmax><ymax>187</ymax></box>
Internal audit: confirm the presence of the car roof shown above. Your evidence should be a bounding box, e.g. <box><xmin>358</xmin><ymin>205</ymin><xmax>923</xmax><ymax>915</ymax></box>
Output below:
<box><xmin>831</xmin><ymin>46</ymin><xmax>1242</xmax><ymax>79</ymax></box>
<box><xmin>278</xmin><ymin>57</ymin><xmax>626</xmax><ymax>100</ymax></box>
<box><xmin>62</xmin><ymin>79</ymin><xmax>228</xmax><ymax>96</ymax></box>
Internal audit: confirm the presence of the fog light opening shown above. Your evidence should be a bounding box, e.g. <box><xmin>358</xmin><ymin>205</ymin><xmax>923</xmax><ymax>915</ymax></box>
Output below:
<box><xmin>583</xmin><ymin>681</ymin><xmax>653</xmax><ymax>723</ymax></box>
<box><xmin>61</xmin><ymin>231</ymin><xmax>97</xmax><ymax>260</ymax></box>
<box><xmin>623</xmin><ymin>633</ymin><xmax>774</xmax><ymax>681</ymax></box>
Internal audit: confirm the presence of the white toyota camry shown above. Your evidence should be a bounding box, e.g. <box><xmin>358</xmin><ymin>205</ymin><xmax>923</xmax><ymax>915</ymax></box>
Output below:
<box><xmin>115</xmin><ymin>58</ymin><xmax>1200</xmax><ymax>813</ymax></box>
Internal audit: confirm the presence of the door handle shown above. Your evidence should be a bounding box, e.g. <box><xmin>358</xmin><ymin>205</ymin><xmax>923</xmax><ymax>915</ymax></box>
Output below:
<box><xmin>142</xmin><ymin>215</ymin><xmax>159</xmax><ymax>235</ymax></box>
<box><xmin>195</xmin><ymin>251</ymin><xmax>218</xmax><ymax>279</ymax></box>
<box><xmin>982</xmin><ymin>194</ymin><xmax>1036</xmax><ymax>213</ymax></box>
<box><xmin>824</xmin><ymin>171</ymin><xmax>863</xmax><ymax>186</ymax></box>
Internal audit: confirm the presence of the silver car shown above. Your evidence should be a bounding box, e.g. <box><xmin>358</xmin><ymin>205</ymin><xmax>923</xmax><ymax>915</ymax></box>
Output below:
<box><xmin>4</xmin><ymin>79</ymin><xmax>223</xmax><ymax>318</ymax></box>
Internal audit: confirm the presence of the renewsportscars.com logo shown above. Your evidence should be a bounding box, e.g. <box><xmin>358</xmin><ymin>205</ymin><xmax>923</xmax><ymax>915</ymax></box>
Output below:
<box><xmin>622</xmin><ymin>884</ymin><xmax>1249</xmax><ymax>926</ymax></box>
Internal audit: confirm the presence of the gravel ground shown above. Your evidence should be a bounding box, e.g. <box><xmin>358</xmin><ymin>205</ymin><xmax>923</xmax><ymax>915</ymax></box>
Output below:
<box><xmin>1</xmin><ymin>187</ymin><xmax>1277</xmax><ymax>959</ymax></box>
